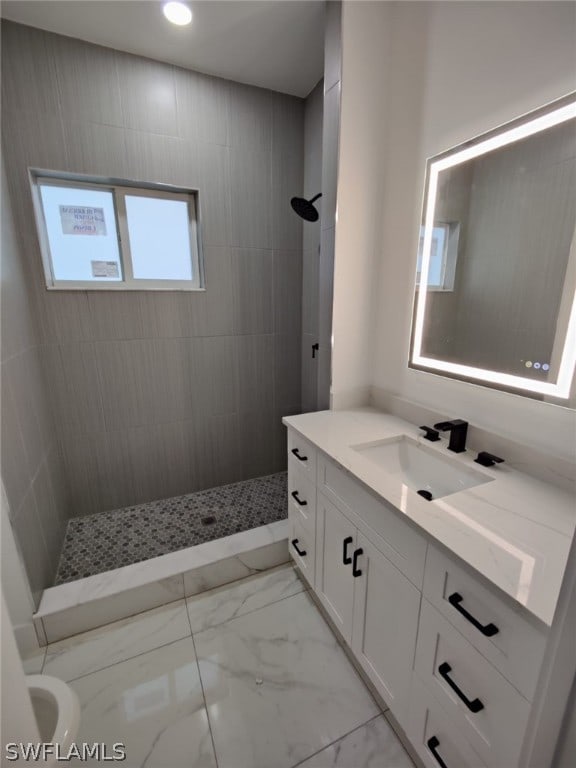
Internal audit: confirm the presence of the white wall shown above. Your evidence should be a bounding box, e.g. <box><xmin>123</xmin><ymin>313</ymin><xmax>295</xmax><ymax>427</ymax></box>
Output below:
<box><xmin>317</xmin><ymin>0</ymin><xmax>342</xmax><ymax>410</ymax></box>
<box><xmin>331</xmin><ymin>0</ymin><xmax>394</xmax><ymax>410</ymax></box>
<box><xmin>335</xmin><ymin>1</ymin><xmax>576</xmax><ymax>461</ymax></box>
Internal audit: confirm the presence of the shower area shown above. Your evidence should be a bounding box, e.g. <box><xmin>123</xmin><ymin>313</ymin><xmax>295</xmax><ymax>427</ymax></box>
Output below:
<box><xmin>1</xmin><ymin>5</ymin><xmax>337</xmax><ymax>630</ymax></box>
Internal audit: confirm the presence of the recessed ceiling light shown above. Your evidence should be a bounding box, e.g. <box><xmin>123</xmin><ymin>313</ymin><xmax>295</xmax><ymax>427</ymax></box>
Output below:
<box><xmin>163</xmin><ymin>2</ymin><xmax>193</xmax><ymax>26</ymax></box>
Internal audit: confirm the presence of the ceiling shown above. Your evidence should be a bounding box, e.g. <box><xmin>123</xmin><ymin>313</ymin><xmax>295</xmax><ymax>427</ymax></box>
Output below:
<box><xmin>1</xmin><ymin>0</ymin><xmax>325</xmax><ymax>97</ymax></box>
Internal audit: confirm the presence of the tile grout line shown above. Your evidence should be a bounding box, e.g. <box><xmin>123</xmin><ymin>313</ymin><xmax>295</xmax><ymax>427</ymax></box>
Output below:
<box><xmin>39</xmin><ymin>594</ymin><xmax>187</xmax><ymax>646</ymax></box>
<box><xmin>50</xmin><ymin>634</ymin><xmax>192</xmax><ymax>685</ymax></box>
<box><xmin>302</xmin><ymin>584</ymin><xmax>389</xmax><ymax>718</ymax></box>
<box><xmin>189</xmin><ymin>579</ymin><xmax>307</xmax><ymax>639</ymax></box>
<box><xmin>186</xmin><ymin>569</ymin><xmax>307</xmax><ymax>768</ymax></box>
<box><xmin>382</xmin><ymin>710</ymin><xmax>418</xmax><ymax>768</ymax></box>
<box><xmin>185</xmin><ymin>560</ymin><xmax>298</xmax><ymax>608</ymax></box>
<box><xmin>188</xmin><ymin>612</ymin><xmax>220</xmax><ymax>768</ymax></box>
<box><xmin>43</xmin><ymin>570</ymin><xmax>303</xmax><ymax>686</ymax></box>
<box><xmin>288</xmin><ymin>713</ymin><xmax>384</xmax><ymax>768</ymax></box>
<box><xmin>39</xmin><ymin>647</ymin><xmax>47</xmax><ymax>675</ymax></box>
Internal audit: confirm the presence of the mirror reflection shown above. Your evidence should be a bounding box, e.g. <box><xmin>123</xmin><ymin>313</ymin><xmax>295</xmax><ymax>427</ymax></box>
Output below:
<box><xmin>410</xmin><ymin>98</ymin><xmax>576</xmax><ymax>406</ymax></box>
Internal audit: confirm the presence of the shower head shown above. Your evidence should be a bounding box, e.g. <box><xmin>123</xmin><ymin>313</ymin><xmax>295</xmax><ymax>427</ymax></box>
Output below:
<box><xmin>290</xmin><ymin>193</ymin><xmax>322</xmax><ymax>222</ymax></box>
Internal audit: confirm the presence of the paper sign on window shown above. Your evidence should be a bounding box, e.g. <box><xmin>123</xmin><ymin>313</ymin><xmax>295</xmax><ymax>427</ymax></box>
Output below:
<box><xmin>91</xmin><ymin>261</ymin><xmax>119</xmax><ymax>278</ymax></box>
<box><xmin>60</xmin><ymin>205</ymin><xmax>107</xmax><ymax>236</ymax></box>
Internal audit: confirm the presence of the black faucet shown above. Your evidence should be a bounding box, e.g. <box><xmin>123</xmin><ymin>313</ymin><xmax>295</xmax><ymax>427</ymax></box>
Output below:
<box><xmin>434</xmin><ymin>419</ymin><xmax>468</xmax><ymax>453</ymax></box>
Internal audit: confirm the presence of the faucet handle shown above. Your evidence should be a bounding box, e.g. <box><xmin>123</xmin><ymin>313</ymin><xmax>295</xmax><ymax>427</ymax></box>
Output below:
<box><xmin>419</xmin><ymin>425</ymin><xmax>440</xmax><ymax>442</ymax></box>
<box><xmin>475</xmin><ymin>451</ymin><xmax>504</xmax><ymax>467</ymax></box>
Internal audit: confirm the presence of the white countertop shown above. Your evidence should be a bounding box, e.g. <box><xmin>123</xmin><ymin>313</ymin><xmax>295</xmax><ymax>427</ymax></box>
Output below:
<box><xmin>283</xmin><ymin>408</ymin><xmax>576</xmax><ymax>626</ymax></box>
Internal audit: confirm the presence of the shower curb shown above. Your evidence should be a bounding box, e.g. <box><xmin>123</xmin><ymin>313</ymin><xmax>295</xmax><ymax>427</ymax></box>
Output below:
<box><xmin>34</xmin><ymin>520</ymin><xmax>289</xmax><ymax>645</ymax></box>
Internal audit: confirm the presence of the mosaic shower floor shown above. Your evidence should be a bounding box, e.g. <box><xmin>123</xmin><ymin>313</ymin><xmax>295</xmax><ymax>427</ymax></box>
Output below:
<box><xmin>54</xmin><ymin>472</ymin><xmax>287</xmax><ymax>585</ymax></box>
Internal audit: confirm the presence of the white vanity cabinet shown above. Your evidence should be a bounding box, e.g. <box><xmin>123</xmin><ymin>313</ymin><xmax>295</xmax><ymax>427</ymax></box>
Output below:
<box><xmin>288</xmin><ymin>438</ymin><xmax>428</xmax><ymax>725</ymax></box>
<box><xmin>285</xmin><ymin>424</ymin><xmax>551</xmax><ymax>768</ymax></box>
<box><xmin>315</xmin><ymin>491</ymin><xmax>423</xmax><ymax>724</ymax></box>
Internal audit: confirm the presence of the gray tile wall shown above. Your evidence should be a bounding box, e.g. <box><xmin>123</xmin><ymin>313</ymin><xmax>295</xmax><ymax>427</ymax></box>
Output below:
<box><xmin>302</xmin><ymin>80</ymin><xmax>323</xmax><ymax>412</ymax></box>
<box><xmin>1</xmin><ymin>20</ymin><xmax>304</xmax><ymax>518</ymax></box>
<box><xmin>1</xmin><ymin>160</ymin><xmax>69</xmax><ymax>606</ymax></box>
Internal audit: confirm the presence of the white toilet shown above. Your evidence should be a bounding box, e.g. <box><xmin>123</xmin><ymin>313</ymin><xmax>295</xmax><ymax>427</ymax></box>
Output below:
<box><xmin>26</xmin><ymin>675</ymin><xmax>81</xmax><ymax>764</ymax></box>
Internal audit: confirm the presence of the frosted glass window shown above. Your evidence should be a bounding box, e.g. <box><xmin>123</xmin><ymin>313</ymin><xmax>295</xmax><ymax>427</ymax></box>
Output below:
<box><xmin>125</xmin><ymin>195</ymin><xmax>193</xmax><ymax>281</ymax></box>
<box><xmin>31</xmin><ymin>173</ymin><xmax>202</xmax><ymax>290</ymax></box>
<box><xmin>39</xmin><ymin>184</ymin><xmax>122</xmax><ymax>281</ymax></box>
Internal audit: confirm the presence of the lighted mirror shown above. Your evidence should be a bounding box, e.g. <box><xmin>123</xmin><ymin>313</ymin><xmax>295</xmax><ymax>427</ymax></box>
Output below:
<box><xmin>410</xmin><ymin>96</ymin><xmax>576</xmax><ymax>406</ymax></box>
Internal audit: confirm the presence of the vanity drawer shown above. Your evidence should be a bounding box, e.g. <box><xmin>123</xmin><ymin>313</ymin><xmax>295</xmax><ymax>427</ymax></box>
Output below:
<box><xmin>288</xmin><ymin>467</ymin><xmax>316</xmax><ymax>535</ymax></box>
<box><xmin>424</xmin><ymin>545</ymin><xmax>547</xmax><ymax>700</ymax></box>
<box><xmin>414</xmin><ymin>599</ymin><xmax>530</xmax><ymax>768</ymax></box>
<box><xmin>407</xmin><ymin>675</ymin><xmax>488</xmax><ymax>768</ymax></box>
<box><xmin>317</xmin><ymin>453</ymin><xmax>426</xmax><ymax>587</ymax></box>
<box><xmin>289</xmin><ymin>512</ymin><xmax>315</xmax><ymax>586</ymax></box>
<box><xmin>287</xmin><ymin>429</ymin><xmax>317</xmax><ymax>480</ymax></box>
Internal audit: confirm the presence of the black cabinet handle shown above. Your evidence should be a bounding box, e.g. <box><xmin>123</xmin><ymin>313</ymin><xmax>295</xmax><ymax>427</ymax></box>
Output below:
<box><xmin>438</xmin><ymin>662</ymin><xmax>484</xmax><ymax>713</ymax></box>
<box><xmin>427</xmin><ymin>737</ymin><xmax>448</xmax><ymax>768</ymax></box>
<box><xmin>343</xmin><ymin>536</ymin><xmax>353</xmax><ymax>565</ymax></box>
<box><xmin>448</xmin><ymin>592</ymin><xmax>499</xmax><ymax>637</ymax></box>
<box><xmin>291</xmin><ymin>448</ymin><xmax>308</xmax><ymax>462</ymax></box>
<box><xmin>291</xmin><ymin>490</ymin><xmax>307</xmax><ymax>506</ymax></box>
<box><xmin>352</xmin><ymin>548</ymin><xmax>363</xmax><ymax>577</ymax></box>
<box><xmin>291</xmin><ymin>539</ymin><xmax>306</xmax><ymax>557</ymax></box>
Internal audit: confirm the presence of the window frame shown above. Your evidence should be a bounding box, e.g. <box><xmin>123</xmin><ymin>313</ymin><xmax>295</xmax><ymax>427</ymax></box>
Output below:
<box><xmin>30</xmin><ymin>170</ymin><xmax>205</xmax><ymax>291</ymax></box>
<box><xmin>415</xmin><ymin>221</ymin><xmax>460</xmax><ymax>292</ymax></box>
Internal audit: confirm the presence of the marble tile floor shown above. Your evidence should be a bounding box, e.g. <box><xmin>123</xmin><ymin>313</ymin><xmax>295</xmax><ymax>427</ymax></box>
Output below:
<box><xmin>55</xmin><ymin>472</ymin><xmax>288</xmax><ymax>585</ymax></box>
<box><xmin>24</xmin><ymin>564</ymin><xmax>415</xmax><ymax>768</ymax></box>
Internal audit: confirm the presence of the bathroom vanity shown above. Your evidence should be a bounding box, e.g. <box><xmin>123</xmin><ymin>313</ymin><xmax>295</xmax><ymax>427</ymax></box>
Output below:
<box><xmin>283</xmin><ymin>408</ymin><xmax>575</xmax><ymax>768</ymax></box>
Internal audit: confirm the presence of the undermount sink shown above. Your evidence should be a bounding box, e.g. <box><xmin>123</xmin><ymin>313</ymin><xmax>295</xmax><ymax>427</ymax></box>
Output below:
<box><xmin>350</xmin><ymin>435</ymin><xmax>493</xmax><ymax>500</ymax></box>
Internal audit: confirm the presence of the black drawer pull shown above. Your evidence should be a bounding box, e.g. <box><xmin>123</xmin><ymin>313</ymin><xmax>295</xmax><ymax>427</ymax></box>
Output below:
<box><xmin>352</xmin><ymin>548</ymin><xmax>363</xmax><ymax>577</ymax></box>
<box><xmin>291</xmin><ymin>490</ymin><xmax>307</xmax><ymax>506</ymax></box>
<box><xmin>291</xmin><ymin>539</ymin><xmax>306</xmax><ymax>557</ymax></box>
<box><xmin>343</xmin><ymin>536</ymin><xmax>353</xmax><ymax>565</ymax></box>
<box><xmin>427</xmin><ymin>737</ymin><xmax>448</xmax><ymax>768</ymax></box>
<box><xmin>448</xmin><ymin>592</ymin><xmax>499</xmax><ymax>637</ymax></box>
<box><xmin>291</xmin><ymin>448</ymin><xmax>308</xmax><ymax>462</ymax></box>
<box><xmin>438</xmin><ymin>662</ymin><xmax>484</xmax><ymax>713</ymax></box>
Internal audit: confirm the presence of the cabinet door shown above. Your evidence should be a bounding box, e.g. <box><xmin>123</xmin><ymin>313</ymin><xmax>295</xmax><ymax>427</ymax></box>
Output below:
<box><xmin>351</xmin><ymin>531</ymin><xmax>421</xmax><ymax>725</ymax></box>
<box><xmin>315</xmin><ymin>492</ymin><xmax>357</xmax><ymax>642</ymax></box>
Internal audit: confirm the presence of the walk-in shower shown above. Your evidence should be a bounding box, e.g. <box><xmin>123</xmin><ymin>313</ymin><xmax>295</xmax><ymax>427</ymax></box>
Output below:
<box><xmin>1</xmin><ymin>7</ymin><xmax>326</xmax><ymax>639</ymax></box>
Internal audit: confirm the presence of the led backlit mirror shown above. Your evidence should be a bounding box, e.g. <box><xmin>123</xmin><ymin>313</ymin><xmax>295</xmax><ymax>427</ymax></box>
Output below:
<box><xmin>410</xmin><ymin>96</ymin><xmax>576</xmax><ymax>406</ymax></box>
